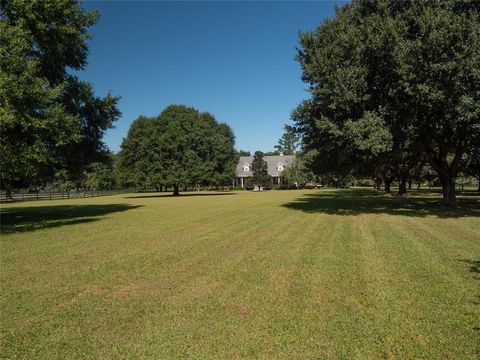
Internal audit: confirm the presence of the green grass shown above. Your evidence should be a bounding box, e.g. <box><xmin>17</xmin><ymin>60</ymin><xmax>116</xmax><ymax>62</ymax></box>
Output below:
<box><xmin>1</xmin><ymin>189</ymin><xmax>479</xmax><ymax>359</ymax></box>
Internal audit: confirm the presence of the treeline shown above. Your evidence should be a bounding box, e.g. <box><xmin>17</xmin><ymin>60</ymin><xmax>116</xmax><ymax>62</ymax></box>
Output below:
<box><xmin>292</xmin><ymin>0</ymin><xmax>480</xmax><ymax>205</ymax></box>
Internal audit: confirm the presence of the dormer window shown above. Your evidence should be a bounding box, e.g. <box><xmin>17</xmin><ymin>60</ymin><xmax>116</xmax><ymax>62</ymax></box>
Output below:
<box><xmin>243</xmin><ymin>163</ymin><xmax>250</xmax><ymax>172</ymax></box>
<box><xmin>277</xmin><ymin>163</ymin><xmax>284</xmax><ymax>171</ymax></box>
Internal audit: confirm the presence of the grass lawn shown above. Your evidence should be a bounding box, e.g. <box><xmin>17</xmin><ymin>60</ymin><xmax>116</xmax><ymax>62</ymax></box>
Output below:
<box><xmin>1</xmin><ymin>189</ymin><xmax>479</xmax><ymax>359</ymax></box>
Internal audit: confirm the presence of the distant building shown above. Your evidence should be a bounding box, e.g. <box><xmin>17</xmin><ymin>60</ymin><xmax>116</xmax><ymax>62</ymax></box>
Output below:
<box><xmin>234</xmin><ymin>154</ymin><xmax>296</xmax><ymax>187</ymax></box>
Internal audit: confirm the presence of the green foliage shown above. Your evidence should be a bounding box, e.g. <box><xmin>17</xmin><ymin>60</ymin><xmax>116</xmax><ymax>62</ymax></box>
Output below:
<box><xmin>293</xmin><ymin>0</ymin><xmax>480</xmax><ymax>205</ymax></box>
<box><xmin>251</xmin><ymin>151</ymin><xmax>270</xmax><ymax>186</ymax></box>
<box><xmin>0</xmin><ymin>18</ymin><xmax>79</xmax><ymax>189</ymax></box>
<box><xmin>274</xmin><ymin>124</ymin><xmax>300</xmax><ymax>155</ymax></box>
<box><xmin>283</xmin><ymin>157</ymin><xmax>313</xmax><ymax>187</ymax></box>
<box><xmin>84</xmin><ymin>161</ymin><xmax>117</xmax><ymax>190</ymax></box>
<box><xmin>465</xmin><ymin>148</ymin><xmax>480</xmax><ymax>190</ymax></box>
<box><xmin>117</xmin><ymin>105</ymin><xmax>236</xmax><ymax>194</ymax></box>
<box><xmin>264</xmin><ymin>151</ymin><xmax>280</xmax><ymax>156</ymax></box>
<box><xmin>0</xmin><ymin>0</ymin><xmax>120</xmax><ymax>190</ymax></box>
<box><xmin>237</xmin><ymin>150</ymin><xmax>251</xmax><ymax>157</ymax></box>
<box><xmin>50</xmin><ymin>170</ymin><xmax>76</xmax><ymax>191</ymax></box>
<box><xmin>116</xmin><ymin>117</ymin><xmax>156</xmax><ymax>188</ymax></box>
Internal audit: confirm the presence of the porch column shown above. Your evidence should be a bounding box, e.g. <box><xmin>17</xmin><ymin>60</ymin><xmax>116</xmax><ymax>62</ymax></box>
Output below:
<box><xmin>241</xmin><ymin>177</ymin><xmax>244</xmax><ymax>188</ymax></box>
<box><xmin>278</xmin><ymin>177</ymin><xmax>280</xmax><ymax>186</ymax></box>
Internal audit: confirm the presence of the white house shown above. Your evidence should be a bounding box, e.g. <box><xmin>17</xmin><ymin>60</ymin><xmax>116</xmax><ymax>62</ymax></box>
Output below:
<box><xmin>234</xmin><ymin>154</ymin><xmax>296</xmax><ymax>187</ymax></box>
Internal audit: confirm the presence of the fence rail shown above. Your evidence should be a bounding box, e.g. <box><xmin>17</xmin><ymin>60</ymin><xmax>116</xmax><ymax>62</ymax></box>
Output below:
<box><xmin>0</xmin><ymin>188</ymin><xmax>147</xmax><ymax>203</ymax></box>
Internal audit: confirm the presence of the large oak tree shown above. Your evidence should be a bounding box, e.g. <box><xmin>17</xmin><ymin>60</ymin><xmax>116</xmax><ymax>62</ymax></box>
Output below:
<box><xmin>293</xmin><ymin>0</ymin><xmax>480</xmax><ymax>205</ymax></box>
<box><xmin>117</xmin><ymin>105</ymin><xmax>237</xmax><ymax>196</ymax></box>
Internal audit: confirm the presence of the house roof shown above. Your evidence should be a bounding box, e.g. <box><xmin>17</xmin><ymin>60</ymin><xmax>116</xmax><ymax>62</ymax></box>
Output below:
<box><xmin>235</xmin><ymin>155</ymin><xmax>296</xmax><ymax>177</ymax></box>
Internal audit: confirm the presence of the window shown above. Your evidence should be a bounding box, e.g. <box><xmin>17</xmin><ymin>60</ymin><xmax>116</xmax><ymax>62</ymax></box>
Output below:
<box><xmin>243</xmin><ymin>163</ymin><xmax>250</xmax><ymax>172</ymax></box>
<box><xmin>277</xmin><ymin>163</ymin><xmax>284</xmax><ymax>171</ymax></box>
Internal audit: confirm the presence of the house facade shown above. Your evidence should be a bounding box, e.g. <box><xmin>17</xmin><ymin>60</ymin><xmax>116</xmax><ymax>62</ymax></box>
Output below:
<box><xmin>234</xmin><ymin>154</ymin><xmax>296</xmax><ymax>187</ymax></box>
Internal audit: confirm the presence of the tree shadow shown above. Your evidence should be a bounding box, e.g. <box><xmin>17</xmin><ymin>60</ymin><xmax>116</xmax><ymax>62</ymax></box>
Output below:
<box><xmin>458</xmin><ymin>260</ymin><xmax>480</xmax><ymax>276</ymax></box>
<box><xmin>1</xmin><ymin>204</ymin><xmax>142</xmax><ymax>235</ymax></box>
<box><xmin>126</xmin><ymin>192</ymin><xmax>236</xmax><ymax>199</ymax></box>
<box><xmin>282</xmin><ymin>190</ymin><xmax>480</xmax><ymax>218</ymax></box>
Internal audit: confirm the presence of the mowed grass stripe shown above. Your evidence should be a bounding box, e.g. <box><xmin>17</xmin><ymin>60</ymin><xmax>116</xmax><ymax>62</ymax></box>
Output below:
<box><xmin>375</xmin><ymin>215</ymin><xmax>479</xmax><ymax>358</ymax></box>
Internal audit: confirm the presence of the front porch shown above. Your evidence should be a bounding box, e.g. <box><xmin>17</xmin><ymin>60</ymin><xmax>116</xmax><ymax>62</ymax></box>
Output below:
<box><xmin>234</xmin><ymin>176</ymin><xmax>286</xmax><ymax>188</ymax></box>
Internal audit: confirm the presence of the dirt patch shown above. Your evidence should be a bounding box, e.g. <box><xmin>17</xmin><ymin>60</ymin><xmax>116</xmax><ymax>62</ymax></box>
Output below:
<box><xmin>229</xmin><ymin>303</ymin><xmax>253</xmax><ymax>319</ymax></box>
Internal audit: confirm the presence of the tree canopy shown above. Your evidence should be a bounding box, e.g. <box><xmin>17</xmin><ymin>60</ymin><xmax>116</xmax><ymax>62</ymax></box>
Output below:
<box><xmin>117</xmin><ymin>105</ymin><xmax>237</xmax><ymax>196</ymax></box>
<box><xmin>283</xmin><ymin>154</ymin><xmax>315</xmax><ymax>188</ymax></box>
<box><xmin>0</xmin><ymin>0</ymin><xmax>120</xmax><ymax>191</ymax></box>
<box><xmin>293</xmin><ymin>0</ymin><xmax>480</xmax><ymax>205</ymax></box>
<box><xmin>251</xmin><ymin>151</ymin><xmax>270</xmax><ymax>187</ymax></box>
<box><xmin>274</xmin><ymin>125</ymin><xmax>300</xmax><ymax>155</ymax></box>
<box><xmin>237</xmin><ymin>150</ymin><xmax>251</xmax><ymax>157</ymax></box>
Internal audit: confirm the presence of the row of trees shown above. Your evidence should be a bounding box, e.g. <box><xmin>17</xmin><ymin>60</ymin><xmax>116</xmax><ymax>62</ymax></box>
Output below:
<box><xmin>292</xmin><ymin>0</ymin><xmax>480</xmax><ymax>205</ymax></box>
<box><xmin>3</xmin><ymin>0</ymin><xmax>477</xmax><ymax>202</ymax></box>
<box><xmin>1</xmin><ymin>0</ymin><xmax>120</xmax><ymax>194</ymax></box>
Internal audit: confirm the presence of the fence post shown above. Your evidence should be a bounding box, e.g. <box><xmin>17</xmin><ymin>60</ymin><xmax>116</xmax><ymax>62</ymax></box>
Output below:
<box><xmin>36</xmin><ymin>191</ymin><xmax>39</xmax><ymax>200</ymax></box>
<box><xmin>49</xmin><ymin>191</ymin><xmax>52</xmax><ymax>200</ymax></box>
<box><xmin>22</xmin><ymin>192</ymin><xmax>24</xmax><ymax>202</ymax></box>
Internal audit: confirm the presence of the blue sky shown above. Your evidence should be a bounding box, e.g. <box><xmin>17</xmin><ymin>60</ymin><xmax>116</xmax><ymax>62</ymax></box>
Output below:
<box><xmin>79</xmin><ymin>1</ymin><xmax>345</xmax><ymax>153</ymax></box>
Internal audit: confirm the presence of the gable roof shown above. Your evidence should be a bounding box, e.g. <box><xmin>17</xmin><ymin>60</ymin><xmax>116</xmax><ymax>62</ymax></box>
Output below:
<box><xmin>235</xmin><ymin>155</ymin><xmax>296</xmax><ymax>177</ymax></box>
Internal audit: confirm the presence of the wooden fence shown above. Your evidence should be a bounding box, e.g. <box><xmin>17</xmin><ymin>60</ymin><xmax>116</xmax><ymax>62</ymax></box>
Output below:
<box><xmin>0</xmin><ymin>188</ymin><xmax>148</xmax><ymax>203</ymax></box>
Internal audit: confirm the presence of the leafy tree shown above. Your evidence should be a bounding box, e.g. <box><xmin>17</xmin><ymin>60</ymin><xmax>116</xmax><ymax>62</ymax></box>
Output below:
<box><xmin>50</xmin><ymin>170</ymin><xmax>76</xmax><ymax>192</ymax></box>
<box><xmin>0</xmin><ymin>14</ymin><xmax>78</xmax><ymax>193</ymax></box>
<box><xmin>292</xmin><ymin>1</ymin><xmax>395</xmax><ymax>192</ymax></box>
<box><xmin>293</xmin><ymin>0</ymin><xmax>480</xmax><ymax>205</ymax></box>
<box><xmin>392</xmin><ymin>0</ymin><xmax>480</xmax><ymax>204</ymax></box>
<box><xmin>209</xmin><ymin>123</ymin><xmax>237</xmax><ymax>189</ymax></box>
<box><xmin>283</xmin><ymin>157</ymin><xmax>312</xmax><ymax>188</ymax></box>
<box><xmin>274</xmin><ymin>124</ymin><xmax>300</xmax><ymax>155</ymax></box>
<box><xmin>237</xmin><ymin>150</ymin><xmax>251</xmax><ymax>157</ymax></box>
<box><xmin>118</xmin><ymin>105</ymin><xmax>236</xmax><ymax>196</ymax></box>
<box><xmin>116</xmin><ymin>116</ymin><xmax>158</xmax><ymax>189</ymax></box>
<box><xmin>251</xmin><ymin>151</ymin><xmax>270</xmax><ymax>187</ymax></box>
<box><xmin>264</xmin><ymin>151</ymin><xmax>280</xmax><ymax>156</ymax></box>
<box><xmin>0</xmin><ymin>0</ymin><xmax>120</xmax><ymax>192</ymax></box>
<box><xmin>84</xmin><ymin>161</ymin><xmax>117</xmax><ymax>190</ymax></box>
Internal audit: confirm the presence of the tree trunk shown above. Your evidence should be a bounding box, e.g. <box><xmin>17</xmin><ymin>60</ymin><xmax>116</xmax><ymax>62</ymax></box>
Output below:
<box><xmin>439</xmin><ymin>174</ymin><xmax>456</xmax><ymax>206</ymax></box>
<box><xmin>398</xmin><ymin>173</ymin><xmax>407</xmax><ymax>195</ymax></box>
<box><xmin>173</xmin><ymin>184</ymin><xmax>180</xmax><ymax>196</ymax></box>
<box><xmin>477</xmin><ymin>179</ymin><xmax>480</xmax><ymax>192</ymax></box>
<box><xmin>384</xmin><ymin>178</ymin><xmax>392</xmax><ymax>192</ymax></box>
<box><xmin>408</xmin><ymin>180</ymin><xmax>412</xmax><ymax>190</ymax></box>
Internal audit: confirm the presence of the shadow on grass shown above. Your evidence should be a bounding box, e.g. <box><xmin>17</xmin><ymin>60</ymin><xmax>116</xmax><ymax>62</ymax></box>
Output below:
<box><xmin>126</xmin><ymin>192</ymin><xmax>236</xmax><ymax>199</ymax></box>
<box><xmin>1</xmin><ymin>204</ymin><xmax>142</xmax><ymax>235</ymax></box>
<box><xmin>282</xmin><ymin>189</ymin><xmax>480</xmax><ymax>218</ymax></box>
<box><xmin>459</xmin><ymin>260</ymin><xmax>480</xmax><ymax>276</ymax></box>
